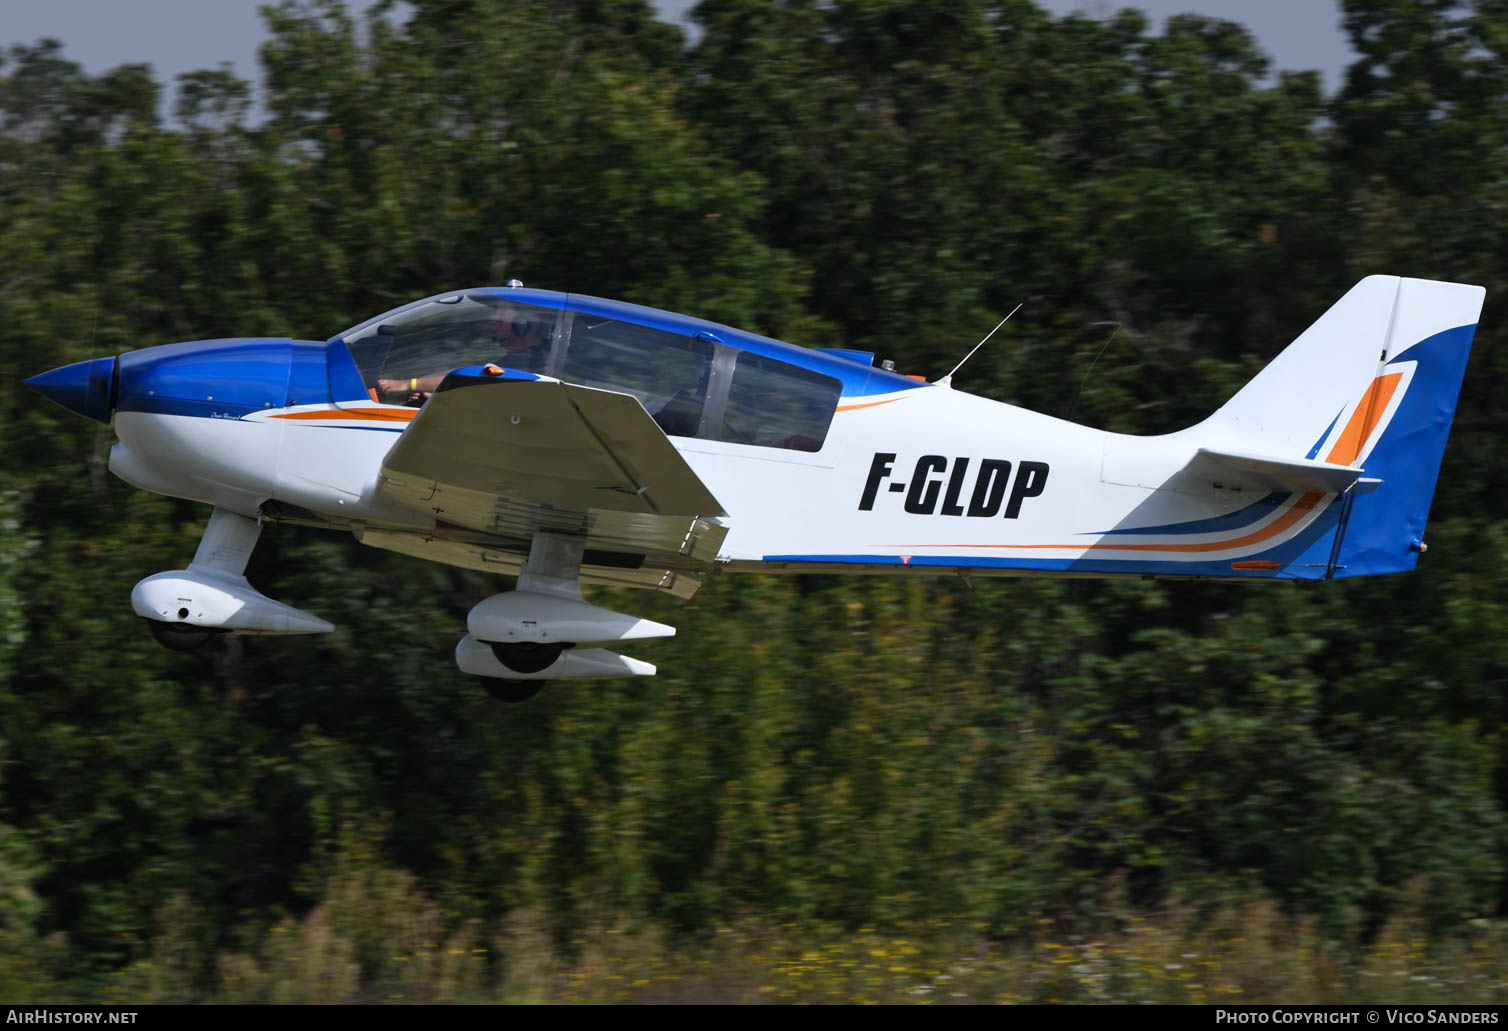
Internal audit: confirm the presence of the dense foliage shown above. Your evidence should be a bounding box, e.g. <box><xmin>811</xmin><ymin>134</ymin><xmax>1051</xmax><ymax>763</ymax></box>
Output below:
<box><xmin>2</xmin><ymin>0</ymin><xmax>1508</xmax><ymax>1001</ymax></box>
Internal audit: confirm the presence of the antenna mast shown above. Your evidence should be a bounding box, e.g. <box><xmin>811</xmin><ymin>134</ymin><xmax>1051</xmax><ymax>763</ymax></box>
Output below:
<box><xmin>936</xmin><ymin>303</ymin><xmax>1022</xmax><ymax>389</ymax></box>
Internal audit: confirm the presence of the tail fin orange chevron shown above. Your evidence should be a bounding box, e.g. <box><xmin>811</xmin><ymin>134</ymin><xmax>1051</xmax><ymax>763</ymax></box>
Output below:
<box><xmin>1325</xmin><ymin>372</ymin><xmax>1403</xmax><ymax>467</ymax></box>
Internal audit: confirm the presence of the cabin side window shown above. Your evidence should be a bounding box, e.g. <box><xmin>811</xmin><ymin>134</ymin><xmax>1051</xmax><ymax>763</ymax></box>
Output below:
<box><xmin>719</xmin><ymin>352</ymin><xmax>840</xmax><ymax>452</ymax></box>
<box><xmin>561</xmin><ymin>318</ymin><xmax>715</xmax><ymax>437</ymax></box>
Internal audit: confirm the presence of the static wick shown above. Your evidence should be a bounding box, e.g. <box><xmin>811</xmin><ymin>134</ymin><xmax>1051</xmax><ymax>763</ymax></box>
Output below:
<box><xmin>937</xmin><ymin>303</ymin><xmax>1022</xmax><ymax>389</ymax></box>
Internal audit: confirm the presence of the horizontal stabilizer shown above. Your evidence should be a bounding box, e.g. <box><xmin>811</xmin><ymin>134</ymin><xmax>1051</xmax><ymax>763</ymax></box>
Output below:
<box><xmin>1184</xmin><ymin>447</ymin><xmax>1382</xmax><ymax>496</ymax></box>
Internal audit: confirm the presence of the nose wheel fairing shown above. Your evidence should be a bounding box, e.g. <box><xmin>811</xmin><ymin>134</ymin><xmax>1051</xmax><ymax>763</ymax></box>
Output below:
<box><xmin>132</xmin><ymin>508</ymin><xmax>334</xmax><ymax>639</ymax></box>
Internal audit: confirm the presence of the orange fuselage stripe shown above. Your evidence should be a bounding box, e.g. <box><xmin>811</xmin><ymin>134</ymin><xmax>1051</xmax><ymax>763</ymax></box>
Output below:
<box><xmin>909</xmin><ymin>491</ymin><xmax>1324</xmax><ymax>554</ymax></box>
<box><xmin>271</xmin><ymin>407</ymin><xmax>417</xmax><ymax>423</ymax></box>
<box><xmin>835</xmin><ymin>397</ymin><xmax>905</xmax><ymax>413</ymax></box>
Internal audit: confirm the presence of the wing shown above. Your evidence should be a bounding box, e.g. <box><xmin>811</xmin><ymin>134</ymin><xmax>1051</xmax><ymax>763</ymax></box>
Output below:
<box><xmin>369</xmin><ymin>368</ymin><xmax>727</xmax><ymax>597</ymax></box>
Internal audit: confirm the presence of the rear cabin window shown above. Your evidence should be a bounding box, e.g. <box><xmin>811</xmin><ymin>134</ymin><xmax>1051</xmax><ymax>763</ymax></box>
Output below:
<box><xmin>561</xmin><ymin>317</ymin><xmax>715</xmax><ymax>438</ymax></box>
<box><xmin>719</xmin><ymin>352</ymin><xmax>841</xmax><ymax>452</ymax></box>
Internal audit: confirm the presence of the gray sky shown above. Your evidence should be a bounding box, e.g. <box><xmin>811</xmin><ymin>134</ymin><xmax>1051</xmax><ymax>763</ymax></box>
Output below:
<box><xmin>1</xmin><ymin>0</ymin><xmax>1359</xmax><ymax>106</ymax></box>
<box><xmin>1038</xmin><ymin>0</ymin><xmax>1358</xmax><ymax>91</ymax></box>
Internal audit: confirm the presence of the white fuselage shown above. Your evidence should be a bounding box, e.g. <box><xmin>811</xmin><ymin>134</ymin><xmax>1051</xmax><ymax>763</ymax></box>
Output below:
<box><xmin>108</xmin><ymin>378</ymin><xmax>1335</xmax><ymax>582</ymax></box>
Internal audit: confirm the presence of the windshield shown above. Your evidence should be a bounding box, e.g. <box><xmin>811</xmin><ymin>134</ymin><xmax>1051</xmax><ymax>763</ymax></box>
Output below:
<box><xmin>340</xmin><ymin>292</ymin><xmax>560</xmax><ymax>405</ymax></box>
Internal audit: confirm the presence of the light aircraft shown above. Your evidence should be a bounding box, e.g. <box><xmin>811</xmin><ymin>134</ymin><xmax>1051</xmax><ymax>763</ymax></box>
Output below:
<box><xmin>26</xmin><ymin>276</ymin><xmax>1485</xmax><ymax>701</ymax></box>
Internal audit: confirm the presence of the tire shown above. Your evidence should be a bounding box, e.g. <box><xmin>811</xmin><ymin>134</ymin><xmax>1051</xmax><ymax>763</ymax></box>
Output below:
<box><xmin>482</xmin><ymin>679</ymin><xmax>546</xmax><ymax>703</ymax></box>
<box><xmin>145</xmin><ymin>619</ymin><xmax>222</xmax><ymax>652</ymax></box>
<box><xmin>488</xmin><ymin>641</ymin><xmax>565</xmax><ymax>674</ymax></box>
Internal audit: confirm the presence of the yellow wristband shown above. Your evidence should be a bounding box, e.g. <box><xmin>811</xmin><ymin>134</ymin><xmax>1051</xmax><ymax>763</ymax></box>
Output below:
<box><xmin>410</xmin><ymin>378</ymin><xmax>418</xmax><ymax>391</ymax></box>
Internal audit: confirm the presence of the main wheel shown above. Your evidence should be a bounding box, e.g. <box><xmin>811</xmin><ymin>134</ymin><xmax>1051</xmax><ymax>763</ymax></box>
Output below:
<box><xmin>483</xmin><ymin>679</ymin><xmax>546</xmax><ymax>703</ymax></box>
<box><xmin>488</xmin><ymin>641</ymin><xmax>566</xmax><ymax>674</ymax></box>
<box><xmin>145</xmin><ymin>619</ymin><xmax>222</xmax><ymax>652</ymax></box>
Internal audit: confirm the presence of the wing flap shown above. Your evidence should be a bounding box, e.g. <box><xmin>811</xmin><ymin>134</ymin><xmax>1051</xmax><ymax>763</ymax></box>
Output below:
<box><xmin>355</xmin><ymin>527</ymin><xmax>710</xmax><ymax>600</ymax></box>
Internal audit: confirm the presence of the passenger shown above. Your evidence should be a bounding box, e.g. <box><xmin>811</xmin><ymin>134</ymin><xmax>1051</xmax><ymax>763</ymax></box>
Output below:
<box><xmin>493</xmin><ymin>306</ymin><xmax>552</xmax><ymax>374</ymax></box>
<box><xmin>647</xmin><ymin>389</ymin><xmax>704</xmax><ymax>437</ymax></box>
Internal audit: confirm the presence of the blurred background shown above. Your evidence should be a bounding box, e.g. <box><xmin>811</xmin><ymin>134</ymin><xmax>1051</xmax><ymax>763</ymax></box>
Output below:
<box><xmin>2</xmin><ymin>0</ymin><xmax>1507</xmax><ymax>1004</ymax></box>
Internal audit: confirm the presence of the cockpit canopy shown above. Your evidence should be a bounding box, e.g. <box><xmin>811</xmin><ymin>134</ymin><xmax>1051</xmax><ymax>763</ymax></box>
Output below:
<box><xmin>341</xmin><ymin>292</ymin><xmax>559</xmax><ymax>399</ymax></box>
<box><xmin>337</xmin><ymin>290</ymin><xmax>843</xmax><ymax>452</ymax></box>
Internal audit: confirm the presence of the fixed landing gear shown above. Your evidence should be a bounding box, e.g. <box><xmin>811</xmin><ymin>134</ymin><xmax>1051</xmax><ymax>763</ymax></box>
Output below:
<box><xmin>134</xmin><ymin>508</ymin><xmax>334</xmax><ymax>649</ymax></box>
<box><xmin>460</xmin><ymin>533</ymin><xmax>671</xmax><ymax>702</ymax></box>
<box><xmin>482</xmin><ymin>679</ymin><xmax>546</xmax><ymax>704</ymax></box>
<box><xmin>488</xmin><ymin>641</ymin><xmax>566</xmax><ymax>674</ymax></box>
<box><xmin>478</xmin><ymin>642</ymin><xmax>568</xmax><ymax>703</ymax></box>
<box><xmin>145</xmin><ymin>618</ymin><xmax>224</xmax><ymax>652</ymax></box>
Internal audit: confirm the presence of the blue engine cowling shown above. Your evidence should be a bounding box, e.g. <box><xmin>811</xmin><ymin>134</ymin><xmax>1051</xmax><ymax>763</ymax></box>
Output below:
<box><xmin>28</xmin><ymin>338</ymin><xmax>369</xmax><ymax>422</ymax></box>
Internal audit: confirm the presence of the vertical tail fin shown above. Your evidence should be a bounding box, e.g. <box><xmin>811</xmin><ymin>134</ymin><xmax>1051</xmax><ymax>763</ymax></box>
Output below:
<box><xmin>1198</xmin><ymin>276</ymin><xmax>1484</xmax><ymax>577</ymax></box>
<box><xmin>1330</xmin><ymin>279</ymin><xmax>1483</xmax><ymax>576</ymax></box>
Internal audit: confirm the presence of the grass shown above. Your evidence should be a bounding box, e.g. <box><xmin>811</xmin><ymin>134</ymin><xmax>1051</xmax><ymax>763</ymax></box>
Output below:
<box><xmin>57</xmin><ymin>885</ymin><xmax>1508</xmax><ymax>1005</ymax></box>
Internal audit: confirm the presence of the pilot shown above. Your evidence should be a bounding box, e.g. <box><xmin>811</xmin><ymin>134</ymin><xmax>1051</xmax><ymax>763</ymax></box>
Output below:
<box><xmin>375</xmin><ymin>372</ymin><xmax>441</xmax><ymax>405</ymax></box>
<box><xmin>374</xmin><ymin>306</ymin><xmax>553</xmax><ymax>405</ymax></box>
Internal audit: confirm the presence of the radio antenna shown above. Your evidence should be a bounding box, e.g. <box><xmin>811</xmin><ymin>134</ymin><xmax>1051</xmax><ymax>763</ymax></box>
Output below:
<box><xmin>1065</xmin><ymin>321</ymin><xmax>1122</xmax><ymax>423</ymax></box>
<box><xmin>936</xmin><ymin>303</ymin><xmax>1021</xmax><ymax>389</ymax></box>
